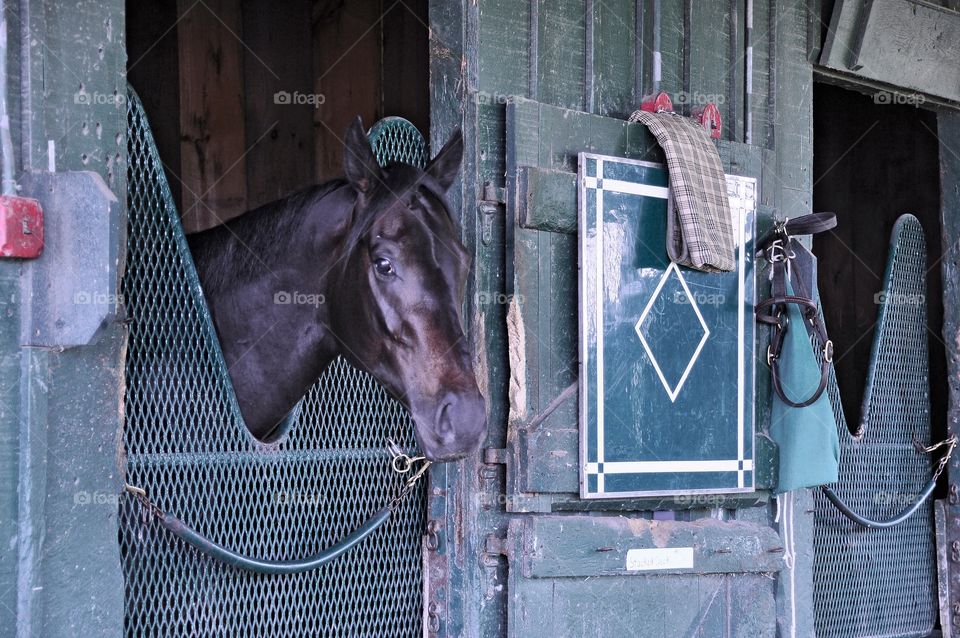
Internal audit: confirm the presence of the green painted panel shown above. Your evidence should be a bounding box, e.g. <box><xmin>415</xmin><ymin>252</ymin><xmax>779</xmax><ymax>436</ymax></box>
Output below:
<box><xmin>537</xmin><ymin>0</ymin><xmax>586</xmax><ymax>110</ymax></box>
<box><xmin>687</xmin><ymin>0</ymin><xmax>732</xmax><ymax>129</ymax></box>
<box><xmin>505</xmin><ymin>99</ymin><xmax>772</xmax><ymax>504</ymax></box>
<box><xmin>656</xmin><ymin>0</ymin><xmax>685</xmax><ymax>100</ymax></box>
<box><xmin>821</xmin><ymin>0</ymin><xmax>960</xmax><ymax>103</ymax></box>
<box><xmin>750</xmin><ymin>0</ymin><xmax>773</xmax><ymax>149</ymax></box>
<box><xmin>511</xmin><ymin>515</ymin><xmax>784</xmax><ymax>577</ymax></box>
<box><xmin>477</xmin><ymin>0</ymin><xmax>530</xmax><ymax>97</ymax></box>
<box><xmin>592</xmin><ymin>0</ymin><xmax>637</xmax><ymax>118</ymax></box>
<box><xmin>579</xmin><ymin>154</ymin><xmax>756</xmax><ymax>498</ymax></box>
<box><xmin>518</xmin><ymin>166</ymin><xmax>578</xmax><ymax>233</ymax></box>
<box><xmin>506</xmin><ymin>515</ymin><xmax>781</xmax><ymax>637</ymax></box>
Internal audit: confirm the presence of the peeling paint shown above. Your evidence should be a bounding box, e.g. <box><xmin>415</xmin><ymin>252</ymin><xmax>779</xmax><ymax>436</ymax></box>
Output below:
<box><xmin>473</xmin><ymin>306</ymin><xmax>489</xmax><ymax>403</ymax></box>
<box><xmin>602</xmin><ymin>218</ymin><xmax>624</xmax><ymax>305</ymax></box>
<box><xmin>507</xmin><ymin>296</ymin><xmax>526</xmax><ymax>421</ymax></box>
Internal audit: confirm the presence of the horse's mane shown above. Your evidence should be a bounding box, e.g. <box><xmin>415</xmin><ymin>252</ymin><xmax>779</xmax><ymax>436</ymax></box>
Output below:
<box><xmin>187</xmin><ymin>179</ymin><xmax>348</xmax><ymax>293</ymax></box>
<box><xmin>188</xmin><ymin>163</ymin><xmax>460</xmax><ymax>296</ymax></box>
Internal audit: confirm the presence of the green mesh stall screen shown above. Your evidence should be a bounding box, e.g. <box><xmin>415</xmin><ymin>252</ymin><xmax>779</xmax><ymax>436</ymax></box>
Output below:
<box><xmin>121</xmin><ymin>88</ymin><xmax>428</xmax><ymax>637</ymax></box>
<box><xmin>812</xmin><ymin>215</ymin><xmax>937</xmax><ymax>638</ymax></box>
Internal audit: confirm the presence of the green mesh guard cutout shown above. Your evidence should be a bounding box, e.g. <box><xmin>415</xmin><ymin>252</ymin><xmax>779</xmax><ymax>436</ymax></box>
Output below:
<box><xmin>813</xmin><ymin>214</ymin><xmax>937</xmax><ymax>637</ymax></box>
<box><xmin>368</xmin><ymin>117</ymin><xmax>428</xmax><ymax>168</ymax></box>
<box><xmin>120</xmin><ymin>87</ymin><xmax>428</xmax><ymax>637</ymax></box>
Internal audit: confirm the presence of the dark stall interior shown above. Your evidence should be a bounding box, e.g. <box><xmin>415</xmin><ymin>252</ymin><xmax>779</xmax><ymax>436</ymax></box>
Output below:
<box><xmin>126</xmin><ymin>0</ymin><xmax>429</xmax><ymax>233</ymax></box>
<box><xmin>812</xmin><ymin>82</ymin><xmax>947</xmax><ymax>448</ymax></box>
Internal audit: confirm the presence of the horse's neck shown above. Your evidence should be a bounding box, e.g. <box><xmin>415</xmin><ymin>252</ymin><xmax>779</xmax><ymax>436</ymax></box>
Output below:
<box><xmin>188</xmin><ymin>182</ymin><xmax>353</xmax><ymax>437</ymax></box>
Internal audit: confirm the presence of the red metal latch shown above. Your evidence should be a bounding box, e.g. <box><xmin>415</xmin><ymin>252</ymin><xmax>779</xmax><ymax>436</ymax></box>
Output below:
<box><xmin>640</xmin><ymin>91</ymin><xmax>675</xmax><ymax>114</ymax></box>
<box><xmin>640</xmin><ymin>91</ymin><xmax>722</xmax><ymax>140</ymax></box>
<box><xmin>0</xmin><ymin>195</ymin><xmax>44</xmax><ymax>258</ymax></box>
<box><xmin>693</xmin><ymin>103</ymin><xmax>722</xmax><ymax>140</ymax></box>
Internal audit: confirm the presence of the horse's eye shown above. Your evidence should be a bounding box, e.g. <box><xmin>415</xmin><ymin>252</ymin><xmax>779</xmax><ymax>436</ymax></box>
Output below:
<box><xmin>373</xmin><ymin>257</ymin><xmax>395</xmax><ymax>277</ymax></box>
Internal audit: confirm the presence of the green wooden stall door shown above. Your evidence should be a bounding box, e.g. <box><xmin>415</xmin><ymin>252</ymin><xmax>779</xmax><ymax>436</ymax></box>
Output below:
<box><xmin>578</xmin><ymin>153</ymin><xmax>757</xmax><ymax>498</ymax></box>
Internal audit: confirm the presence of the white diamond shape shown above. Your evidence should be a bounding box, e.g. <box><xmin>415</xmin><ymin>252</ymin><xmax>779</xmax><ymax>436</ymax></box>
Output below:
<box><xmin>634</xmin><ymin>262</ymin><xmax>711</xmax><ymax>402</ymax></box>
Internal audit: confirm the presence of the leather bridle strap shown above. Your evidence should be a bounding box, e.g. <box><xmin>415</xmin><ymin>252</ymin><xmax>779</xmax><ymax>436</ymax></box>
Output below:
<box><xmin>755</xmin><ymin>213</ymin><xmax>837</xmax><ymax>408</ymax></box>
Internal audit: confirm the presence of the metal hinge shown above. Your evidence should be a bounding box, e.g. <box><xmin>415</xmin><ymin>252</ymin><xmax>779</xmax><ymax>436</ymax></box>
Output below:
<box><xmin>478</xmin><ymin>181</ymin><xmax>504</xmax><ymax>246</ymax></box>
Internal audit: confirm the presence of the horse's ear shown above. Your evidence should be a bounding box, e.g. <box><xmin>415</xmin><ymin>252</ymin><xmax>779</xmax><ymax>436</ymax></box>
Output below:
<box><xmin>424</xmin><ymin>128</ymin><xmax>463</xmax><ymax>192</ymax></box>
<box><xmin>343</xmin><ymin>116</ymin><xmax>381</xmax><ymax>194</ymax></box>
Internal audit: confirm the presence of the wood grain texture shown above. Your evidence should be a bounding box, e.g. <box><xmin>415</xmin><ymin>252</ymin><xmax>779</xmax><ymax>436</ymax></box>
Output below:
<box><xmin>382</xmin><ymin>0</ymin><xmax>430</xmax><ymax>134</ymax></box>
<box><xmin>127</xmin><ymin>1</ymin><xmax>182</xmax><ymax>211</ymax></box>
<box><xmin>241</xmin><ymin>0</ymin><xmax>315</xmax><ymax>209</ymax></box>
<box><xmin>536</xmin><ymin>0</ymin><xmax>586</xmax><ymax>110</ymax></box>
<box><xmin>177</xmin><ymin>0</ymin><xmax>249</xmax><ymax>232</ymax></box>
<box><xmin>822</xmin><ymin>0</ymin><xmax>960</xmax><ymax>102</ymax></box>
<box><xmin>938</xmin><ymin>109</ymin><xmax>960</xmax><ymax>634</ymax></box>
<box><xmin>312</xmin><ymin>0</ymin><xmax>382</xmax><ymax>181</ymax></box>
<box><xmin>591</xmin><ymin>0</ymin><xmax>637</xmax><ymax>118</ymax></box>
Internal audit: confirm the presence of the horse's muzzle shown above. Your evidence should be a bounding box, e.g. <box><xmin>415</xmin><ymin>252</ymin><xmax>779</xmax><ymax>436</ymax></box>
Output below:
<box><xmin>418</xmin><ymin>390</ymin><xmax>487</xmax><ymax>462</ymax></box>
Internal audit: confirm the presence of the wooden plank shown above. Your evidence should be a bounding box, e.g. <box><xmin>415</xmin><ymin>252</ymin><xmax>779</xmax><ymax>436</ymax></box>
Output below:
<box><xmin>822</xmin><ymin>0</ymin><xmax>960</xmax><ymax>103</ymax></box>
<box><xmin>311</xmin><ymin>0</ymin><xmax>382</xmax><ymax>181</ymax></box>
<box><xmin>477</xmin><ymin>103</ymin><xmax>507</xmax><ymax>187</ymax></box>
<box><xmin>382</xmin><ymin>0</ymin><xmax>430</xmax><ymax>133</ymax></box>
<box><xmin>536</xmin><ymin>0</ymin><xmax>586</xmax><ymax>110</ymax></box>
<box><xmin>508</xmin><ymin>568</ymin><xmax>777</xmax><ymax>637</ymax></box>
<box><xmin>126</xmin><ymin>0</ymin><xmax>182</xmax><ymax>211</ymax></box>
<box><xmin>687</xmin><ymin>0</ymin><xmax>733</xmax><ymax>136</ymax></box>
<box><xmin>512</xmin><ymin>515</ymin><xmax>784</xmax><ymax>578</ymax></box>
<box><xmin>517</xmin><ymin>166</ymin><xmax>577</xmax><ymax>233</ymax></box>
<box><xmin>592</xmin><ymin>0</ymin><xmax>637</xmax><ymax>118</ymax></box>
<box><xmin>936</xmin><ymin>109</ymin><xmax>960</xmax><ymax>625</ymax></box>
<box><xmin>516</xmin><ymin>139</ymin><xmax>759</xmax><ymax>235</ymax></box>
<box><xmin>177</xmin><ymin>0</ymin><xmax>248</xmax><ymax>232</ymax></box>
<box><xmin>7</xmin><ymin>2</ymin><xmax>128</xmax><ymax>634</ymax></box>
<box><xmin>657</xmin><ymin>0</ymin><xmax>686</xmax><ymax>101</ymax></box>
<box><xmin>506</xmin><ymin>97</ymin><xmax>661</xmax><ymax>175</ymax></box>
<box><xmin>476</xmin><ymin>0</ymin><xmax>530</xmax><ymax>97</ymax></box>
<box><xmin>750</xmin><ymin>0</ymin><xmax>773</xmax><ymax>149</ymax></box>
<box><xmin>241</xmin><ymin>0</ymin><xmax>315</xmax><ymax>209</ymax></box>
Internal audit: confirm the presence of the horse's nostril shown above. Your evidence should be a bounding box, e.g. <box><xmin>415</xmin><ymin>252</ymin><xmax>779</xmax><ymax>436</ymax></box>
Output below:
<box><xmin>436</xmin><ymin>400</ymin><xmax>455</xmax><ymax>440</ymax></box>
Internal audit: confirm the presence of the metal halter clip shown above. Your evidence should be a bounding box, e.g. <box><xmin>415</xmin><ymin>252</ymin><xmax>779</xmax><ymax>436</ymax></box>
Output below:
<box><xmin>763</xmin><ymin>218</ymin><xmax>796</xmax><ymax>264</ymax></box>
<box><xmin>386</xmin><ymin>438</ymin><xmax>431</xmax><ymax>486</ymax></box>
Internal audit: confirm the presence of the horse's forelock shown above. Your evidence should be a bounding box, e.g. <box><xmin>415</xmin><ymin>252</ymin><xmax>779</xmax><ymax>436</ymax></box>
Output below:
<box><xmin>339</xmin><ymin>164</ymin><xmax>461</xmax><ymax>274</ymax></box>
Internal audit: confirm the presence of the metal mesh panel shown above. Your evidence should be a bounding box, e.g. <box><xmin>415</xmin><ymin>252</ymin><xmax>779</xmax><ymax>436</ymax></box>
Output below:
<box><xmin>813</xmin><ymin>215</ymin><xmax>937</xmax><ymax>638</ymax></box>
<box><xmin>120</xmin><ymin>88</ymin><xmax>428</xmax><ymax>637</ymax></box>
<box><xmin>367</xmin><ymin>117</ymin><xmax>428</xmax><ymax>168</ymax></box>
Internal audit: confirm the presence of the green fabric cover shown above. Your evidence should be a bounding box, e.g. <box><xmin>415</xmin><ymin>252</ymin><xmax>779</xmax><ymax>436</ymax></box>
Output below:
<box><xmin>770</xmin><ymin>280</ymin><xmax>840</xmax><ymax>493</ymax></box>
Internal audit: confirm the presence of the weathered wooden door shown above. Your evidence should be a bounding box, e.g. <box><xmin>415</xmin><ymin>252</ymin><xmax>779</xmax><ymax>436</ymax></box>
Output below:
<box><xmin>423</xmin><ymin>2</ymin><xmax>817</xmax><ymax>636</ymax></box>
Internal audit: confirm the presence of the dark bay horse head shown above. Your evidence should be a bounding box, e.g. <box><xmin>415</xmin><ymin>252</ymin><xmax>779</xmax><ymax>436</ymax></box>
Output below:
<box><xmin>189</xmin><ymin>117</ymin><xmax>486</xmax><ymax>462</ymax></box>
<box><xmin>328</xmin><ymin>119</ymin><xmax>486</xmax><ymax>461</ymax></box>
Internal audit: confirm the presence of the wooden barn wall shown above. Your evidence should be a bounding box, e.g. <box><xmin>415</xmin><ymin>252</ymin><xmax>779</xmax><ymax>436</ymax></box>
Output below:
<box><xmin>126</xmin><ymin>0</ymin><xmax>429</xmax><ymax>233</ymax></box>
<box><xmin>430</xmin><ymin>1</ymin><xmax>821</xmax><ymax>636</ymax></box>
<box><xmin>1</xmin><ymin>1</ymin><xmax>128</xmax><ymax>636</ymax></box>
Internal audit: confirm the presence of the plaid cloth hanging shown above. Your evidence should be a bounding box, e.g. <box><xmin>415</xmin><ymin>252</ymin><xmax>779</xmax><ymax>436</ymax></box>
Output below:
<box><xmin>629</xmin><ymin>110</ymin><xmax>736</xmax><ymax>272</ymax></box>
